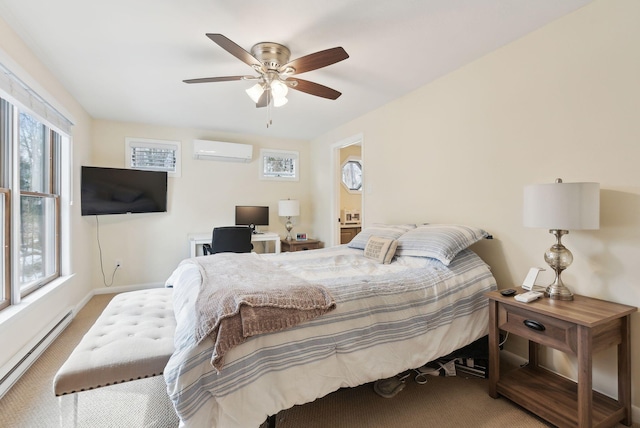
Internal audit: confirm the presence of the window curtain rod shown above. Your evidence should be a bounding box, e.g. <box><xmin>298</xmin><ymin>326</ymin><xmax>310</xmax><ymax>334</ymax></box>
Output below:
<box><xmin>0</xmin><ymin>61</ymin><xmax>73</xmax><ymax>135</ymax></box>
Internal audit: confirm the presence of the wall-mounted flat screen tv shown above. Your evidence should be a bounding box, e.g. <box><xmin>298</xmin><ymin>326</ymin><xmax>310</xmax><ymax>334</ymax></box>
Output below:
<box><xmin>81</xmin><ymin>166</ymin><xmax>168</xmax><ymax>216</ymax></box>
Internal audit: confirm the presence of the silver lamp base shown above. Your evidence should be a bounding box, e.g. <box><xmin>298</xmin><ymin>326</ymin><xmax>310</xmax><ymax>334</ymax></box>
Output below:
<box><xmin>543</xmin><ymin>229</ymin><xmax>574</xmax><ymax>301</ymax></box>
<box><xmin>285</xmin><ymin>217</ymin><xmax>294</xmax><ymax>241</ymax></box>
<box><xmin>545</xmin><ymin>284</ymin><xmax>574</xmax><ymax>300</ymax></box>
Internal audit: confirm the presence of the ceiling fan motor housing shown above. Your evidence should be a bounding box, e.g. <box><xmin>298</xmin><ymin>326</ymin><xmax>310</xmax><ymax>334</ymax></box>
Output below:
<box><xmin>251</xmin><ymin>42</ymin><xmax>291</xmax><ymax>70</ymax></box>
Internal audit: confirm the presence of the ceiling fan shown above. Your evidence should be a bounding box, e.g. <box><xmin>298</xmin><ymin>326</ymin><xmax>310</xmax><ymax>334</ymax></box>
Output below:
<box><xmin>184</xmin><ymin>34</ymin><xmax>349</xmax><ymax>110</ymax></box>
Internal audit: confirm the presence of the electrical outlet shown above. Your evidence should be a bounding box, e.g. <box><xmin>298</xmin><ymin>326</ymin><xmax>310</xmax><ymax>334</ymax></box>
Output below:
<box><xmin>115</xmin><ymin>259</ymin><xmax>123</xmax><ymax>269</ymax></box>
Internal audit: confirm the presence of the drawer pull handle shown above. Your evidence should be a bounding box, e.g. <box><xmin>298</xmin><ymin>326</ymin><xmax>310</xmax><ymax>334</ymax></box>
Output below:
<box><xmin>523</xmin><ymin>319</ymin><xmax>546</xmax><ymax>331</ymax></box>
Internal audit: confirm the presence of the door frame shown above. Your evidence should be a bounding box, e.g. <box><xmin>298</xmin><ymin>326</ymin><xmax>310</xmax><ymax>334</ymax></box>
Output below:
<box><xmin>330</xmin><ymin>133</ymin><xmax>364</xmax><ymax>246</ymax></box>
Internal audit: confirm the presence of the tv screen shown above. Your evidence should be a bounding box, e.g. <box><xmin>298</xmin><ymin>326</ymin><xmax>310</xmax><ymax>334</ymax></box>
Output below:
<box><xmin>81</xmin><ymin>166</ymin><xmax>168</xmax><ymax>216</ymax></box>
<box><xmin>235</xmin><ymin>206</ymin><xmax>269</xmax><ymax>231</ymax></box>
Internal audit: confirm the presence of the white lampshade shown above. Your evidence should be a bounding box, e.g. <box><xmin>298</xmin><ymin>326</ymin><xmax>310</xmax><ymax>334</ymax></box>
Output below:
<box><xmin>246</xmin><ymin>83</ymin><xmax>265</xmax><ymax>103</ymax></box>
<box><xmin>273</xmin><ymin>95</ymin><xmax>288</xmax><ymax>107</ymax></box>
<box><xmin>523</xmin><ymin>180</ymin><xmax>600</xmax><ymax>230</ymax></box>
<box><xmin>278</xmin><ymin>199</ymin><xmax>300</xmax><ymax>217</ymax></box>
<box><xmin>270</xmin><ymin>80</ymin><xmax>289</xmax><ymax>98</ymax></box>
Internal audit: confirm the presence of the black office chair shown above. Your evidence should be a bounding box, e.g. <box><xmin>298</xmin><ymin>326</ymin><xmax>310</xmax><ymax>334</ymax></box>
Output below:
<box><xmin>202</xmin><ymin>226</ymin><xmax>253</xmax><ymax>255</ymax></box>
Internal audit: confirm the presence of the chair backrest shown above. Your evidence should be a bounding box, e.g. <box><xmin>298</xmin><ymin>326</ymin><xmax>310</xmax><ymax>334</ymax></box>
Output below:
<box><xmin>210</xmin><ymin>226</ymin><xmax>253</xmax><ymax>254</ymax></box>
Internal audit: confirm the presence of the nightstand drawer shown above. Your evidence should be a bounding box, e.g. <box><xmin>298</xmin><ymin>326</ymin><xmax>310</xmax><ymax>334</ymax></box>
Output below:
<box><xmin>498</xmin><ymin>304</ymin><xmax>577</xmax><ymax>355</ymax></box>
<box><xmin>280</xmin><ymin>239</ymin><xmax>321</xmax><ymax>252</ymax></box>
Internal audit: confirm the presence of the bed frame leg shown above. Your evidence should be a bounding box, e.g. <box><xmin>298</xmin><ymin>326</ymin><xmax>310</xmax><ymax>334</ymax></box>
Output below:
<box><xmin>267</xmin><ymin>414</ymin><xmax>276</xmax><ymax>428</ymax></box>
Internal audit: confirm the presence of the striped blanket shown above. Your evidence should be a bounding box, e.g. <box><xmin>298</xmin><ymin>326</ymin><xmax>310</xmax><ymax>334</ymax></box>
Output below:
<box><xmin>164</xmin><ymin>246</ymin><xmax>496</xmax><ymax>428</ymax></box>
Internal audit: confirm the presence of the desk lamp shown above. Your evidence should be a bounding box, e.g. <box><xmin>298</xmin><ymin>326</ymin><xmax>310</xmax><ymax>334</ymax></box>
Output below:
<box><xmin>278</xmin><ymin>199</ymin><xmax>300</xmax><ymax>241</ymax></box>
<box><xmin>523</xmin><ymin>179</ymin><xmax>600</xmax><ymax>300</ymax></box>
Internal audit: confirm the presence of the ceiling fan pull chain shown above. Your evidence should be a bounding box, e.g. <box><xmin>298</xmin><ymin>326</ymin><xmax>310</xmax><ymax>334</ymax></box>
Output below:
<box><xmin>267</xmin><ymin>90</ymin><xmax>273</xmax><ymax>128</ymax></box>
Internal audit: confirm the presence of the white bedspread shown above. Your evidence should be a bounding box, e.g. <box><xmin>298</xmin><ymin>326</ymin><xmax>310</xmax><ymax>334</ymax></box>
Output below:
<box><xmin>164</xmin><ymin>245</ymin><xmax>497</xmax><ymax>428</ymax></box>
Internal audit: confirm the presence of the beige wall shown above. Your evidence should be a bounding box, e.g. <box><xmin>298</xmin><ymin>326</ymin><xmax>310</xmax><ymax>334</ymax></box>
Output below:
<box><xmin>89</xmin><ymin>120</ymin><xmax>311</xmax><ymax>287</ymax></box>
<box><xmin>0</xmin><ymin>16</ymin><xmax>94</xmax><ymax>370</ymax></box>
<box><xmin>312</xmin><ymin>0</ymin><xmax>640</xmax><ymax>410</ymax></box>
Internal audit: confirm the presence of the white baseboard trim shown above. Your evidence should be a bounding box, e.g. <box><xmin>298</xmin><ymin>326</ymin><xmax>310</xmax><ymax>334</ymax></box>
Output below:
<box><xmin>93</xmin><ymin>282</ymin><xmax>165</xmax><ymax>295</ymax></box>
<box><xmin>500</xmin><ymin>350</ymin><xmax>639</xmax><ymax>423</ymax></box>
<box><xmin>0</xmin><ymin>309</ymin><xmax>73</xmax><ymax>399</ymax></box>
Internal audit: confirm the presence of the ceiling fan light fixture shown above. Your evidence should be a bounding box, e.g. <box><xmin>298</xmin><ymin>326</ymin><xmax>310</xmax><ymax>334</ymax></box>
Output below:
<box><xmin>246</xmin><ymin>83</ymin><xmax>265</xmax><ymax>103</ymax></box>
<box><xmin>270</xmin><ymin>80</ymin><xmax>289</xmax><ymax>98</ymax></box>
<box><xmin>273</xmin><ymin>95</ymin><xmax>288</xmax><ymax>107</ymax></box>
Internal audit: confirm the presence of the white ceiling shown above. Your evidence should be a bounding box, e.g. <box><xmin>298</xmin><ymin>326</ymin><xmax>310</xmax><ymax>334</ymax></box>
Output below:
<box><xmin>0</xmin><ymin>0</ymin><xmax>593</xmax><ymax>140</ymax></box>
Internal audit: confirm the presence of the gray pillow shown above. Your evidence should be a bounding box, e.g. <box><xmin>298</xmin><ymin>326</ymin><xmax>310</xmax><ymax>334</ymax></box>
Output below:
<box><xmin>348</xmin><ymin>224</ymin><xmax>415</xmax><ymax>250</ymax></box>
<box><xmin>396</xmin><ymin>224</ymin><xmax>489</xmax><ymax>265</ymax></box>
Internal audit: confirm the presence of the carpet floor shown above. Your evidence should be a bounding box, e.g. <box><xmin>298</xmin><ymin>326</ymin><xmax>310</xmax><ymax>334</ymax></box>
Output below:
<box><xmin>0</xmin><ymin>293</ymin><xmax>635</xmax><ymax>427</ymax></box>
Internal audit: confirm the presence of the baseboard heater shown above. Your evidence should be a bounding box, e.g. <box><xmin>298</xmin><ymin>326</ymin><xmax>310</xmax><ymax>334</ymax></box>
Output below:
<box><xmin>0</xmin><ymin>310</ymin><xmax>73</xmax><ymax>399</ymax></box>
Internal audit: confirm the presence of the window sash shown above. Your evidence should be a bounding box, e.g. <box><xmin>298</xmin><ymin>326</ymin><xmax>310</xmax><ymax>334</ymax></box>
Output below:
<box><xmin>0</xmin><ymin>188</ymin><xmax>9</xmax><ymax>311</ymax></box>
<box><xmin>19</xmin><ymin>193</ymin><xmax>59</xmax><ymax>294</ymax></box>
<box><xmin>125</xmin><ymin>137</ymin><xmax>181</xmax><ymax>177</ymax></box>
<box><xmin>131</xmin><ymin>146</ymin><xmax>176</xmax><ymax>170</ymax></box>
<box><xmin>259</xmin><ymin>149</ymin><xmax>299</xmax><ymax>181</ymax></box>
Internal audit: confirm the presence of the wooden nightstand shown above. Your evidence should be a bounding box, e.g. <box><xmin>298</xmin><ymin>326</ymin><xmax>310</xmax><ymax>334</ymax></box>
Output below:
<box><xmin>486</xmin><ymin>287</ymin><xmax>636</xmax><ymax>427</ymax></box>
<box><xmin>280</xmin><ymin>239</ymin><xmax>321</xmax><ymax>252</ymax></box>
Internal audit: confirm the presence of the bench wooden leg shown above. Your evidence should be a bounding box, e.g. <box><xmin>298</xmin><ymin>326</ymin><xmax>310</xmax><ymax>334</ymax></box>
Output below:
<box><xmin>58</xmin><ymin>394</ymin><xmax>78</xmax><ymax>428</ymax></box>
<box><xmin>267</xmin><ymin>414</ymin><xmax>276</xmax><ymax>428</ymax></box>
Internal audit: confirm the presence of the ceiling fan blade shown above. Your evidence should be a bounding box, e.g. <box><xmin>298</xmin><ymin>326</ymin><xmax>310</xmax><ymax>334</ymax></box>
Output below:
<box><xmin>183</xmin><ymin>76</ymin><xmax>254</xmax><ymax>84</ymax></box>
<box><xmin>289</xmin><ymin>78</ymin><xmax>342</xmax><ymax>100</ymax></box>
<box><xmin>256</xmin><ymin>91</ymin><xmax>269</xmax><ymax>108</ymax></box>
<box><xmin>206</xmin><ymin>33</ymin><xmax>263</xmax><ymax>70</ymax></box>
<box><xmin>281</xmin><ymin>47</ymin><xmax>349</xmax><ymax>75</ymax></box>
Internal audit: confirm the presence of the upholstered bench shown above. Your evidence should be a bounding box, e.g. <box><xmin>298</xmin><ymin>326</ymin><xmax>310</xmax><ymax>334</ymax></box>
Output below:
<box><xmin>53</xmin><ymin>288</ymin><xmax>175</xmax><ymax>397</ymax></box>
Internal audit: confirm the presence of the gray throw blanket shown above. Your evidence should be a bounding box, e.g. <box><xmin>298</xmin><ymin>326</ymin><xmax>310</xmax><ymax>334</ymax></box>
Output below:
<box><xmin>189</xmin><ymin>253</ymin><xmax>336</xmax><ymax>371</ymax></box>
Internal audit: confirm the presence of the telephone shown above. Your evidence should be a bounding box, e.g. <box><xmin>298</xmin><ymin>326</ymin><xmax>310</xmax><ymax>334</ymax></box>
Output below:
<box><xmin>522</xmin><ymin>267</ymin><xmax>545</xmax><ymax>291</ymax></box>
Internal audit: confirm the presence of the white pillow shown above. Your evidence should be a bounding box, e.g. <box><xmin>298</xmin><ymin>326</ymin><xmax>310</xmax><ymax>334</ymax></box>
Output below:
<box><xmin>396</xmin><ymin>224</ymin><xmax>489</xmax><ymax>265</ymax></box>
<box><xmin>348</xmin><ymin>224</ymin><xmax>415</xmax><ymax>250</ymax></box>
<box><xmin>364</xmin><ymin>236</ymin><xmax>398</xmax><ymax>264</ymax></box>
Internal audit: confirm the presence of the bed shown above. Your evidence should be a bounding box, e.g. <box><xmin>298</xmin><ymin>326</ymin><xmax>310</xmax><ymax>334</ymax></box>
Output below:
<box><xmin>164</xmin><ymin>224</ymin><xmax>497</xmax><ymax>428</ymax></box>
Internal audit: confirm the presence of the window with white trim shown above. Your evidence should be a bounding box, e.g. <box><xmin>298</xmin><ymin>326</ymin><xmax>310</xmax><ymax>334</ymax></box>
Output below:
<box><xmin>1</xmin><ymin>98</ymin><xmax>66</xmax><ymax>310</ymax></box>
<box><xmin>259</xmin><ymin>149</ymin><xmax>299</xmax><ymax>181</ymax></box>
<box><xmin>125</xmin><ymin>137</ymin><xmax>181</xmax><ymax>177</ymax></box>
<box><xmin>341</xmin><ymin>156</ymin><xmax>362</xmax><ymax>194</ymax></box>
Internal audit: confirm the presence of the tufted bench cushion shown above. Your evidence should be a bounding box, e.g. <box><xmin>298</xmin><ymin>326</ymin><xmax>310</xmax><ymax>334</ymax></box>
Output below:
<box><xmin>53</xmin><ymin>288</ymin><xmax>175</xmax><ymax>396</ymax></box>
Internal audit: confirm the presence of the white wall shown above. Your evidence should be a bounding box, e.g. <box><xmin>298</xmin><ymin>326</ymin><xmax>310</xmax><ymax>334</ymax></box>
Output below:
<box><xmin>312</xmin><ymin>0</ymin><xmax>640</xmax><ymax>410</ymax></box>
<box><xmin>89</xmin><ymin>120</ymin><xmax>311</xmax><ymax>287</ymax></box>
<box><xmin>0</xmin><ymin>16</ymin><xmax>94</xmax><ymax>370</ymax></box>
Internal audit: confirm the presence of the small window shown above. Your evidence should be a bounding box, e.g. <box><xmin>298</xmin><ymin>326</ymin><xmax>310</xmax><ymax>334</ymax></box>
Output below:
<box><xmin>259</xmin><ymin>149</ymin><xmax>299</xmax><ymax>181</ymax></box>
<box><xmin>341</xmin><ymin>157</ymin><xmax>362</xmax><ymax>193</ymax></box>
<box><xmin>125</xmin><ymin>137</ymin><xmax>181</xmax><ymax>177</ymax></box>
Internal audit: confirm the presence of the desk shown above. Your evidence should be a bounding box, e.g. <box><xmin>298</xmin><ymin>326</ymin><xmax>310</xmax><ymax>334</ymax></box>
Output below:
<box><xmin>188</xmin><ymin>232</ymin><xmax>281</xmax><ymax>257</ymax></box>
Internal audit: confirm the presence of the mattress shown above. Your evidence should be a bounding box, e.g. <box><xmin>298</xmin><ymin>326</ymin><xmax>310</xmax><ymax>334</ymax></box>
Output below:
<box><xmin>164</xmin><ymin>245</ymin><xmax>497</xmax><ymax>427</ymax></box>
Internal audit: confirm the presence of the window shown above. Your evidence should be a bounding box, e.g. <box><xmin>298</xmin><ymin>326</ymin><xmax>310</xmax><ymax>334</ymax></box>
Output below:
<box><xmin>125</xmin><ymin>137</ymin><xmax>181</xmax><ymax>177</ymax></box>
<box><xmin>259</xmin><ymin>149</ymin><xmax>299</xmax><ymax>181</ymax></box>
<box><xmin>18</xmin><ymin>112</ymin><xmax>61</xmax><ymax>295</ymax></box>
<box><xmin>341</xmin><ymin>157</ymin><xmax>362</xmax><ymax>193</ymax></box>
<box><xmin>0</xmin><ymin>96</ymin><xmax>66</xmax><ymax>310</ymax></box>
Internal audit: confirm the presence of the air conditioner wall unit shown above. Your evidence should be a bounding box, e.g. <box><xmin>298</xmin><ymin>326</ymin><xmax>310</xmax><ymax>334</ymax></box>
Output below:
<box><xmin>193</xmin><ymin>139</ymin><xmax>253</xmax><ymax>162</ymax></box>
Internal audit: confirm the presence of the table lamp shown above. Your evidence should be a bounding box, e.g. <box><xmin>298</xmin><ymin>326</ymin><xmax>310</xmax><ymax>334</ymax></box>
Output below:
<box><xmin>278</xmin><ymin>199</ymin><xmax>300</xmax><ymax>241</ymax></box>
<box><xmin>523</xmin><ymin>178</ymin><xmax>600</xmax><ymax>300</ymax></box>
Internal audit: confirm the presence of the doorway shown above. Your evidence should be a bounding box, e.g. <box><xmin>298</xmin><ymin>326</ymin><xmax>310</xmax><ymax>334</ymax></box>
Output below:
<box><xmin>332</xmin><ymin>134</ymin><xmax>363</xmax><ymax>245</ymax></box>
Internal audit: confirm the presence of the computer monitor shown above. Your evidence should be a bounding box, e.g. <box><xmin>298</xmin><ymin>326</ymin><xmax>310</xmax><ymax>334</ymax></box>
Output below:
<box><xmin>235</xmin><ymin>206</ymin><xmax>269</xmax><ymax>233</ymax></box>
